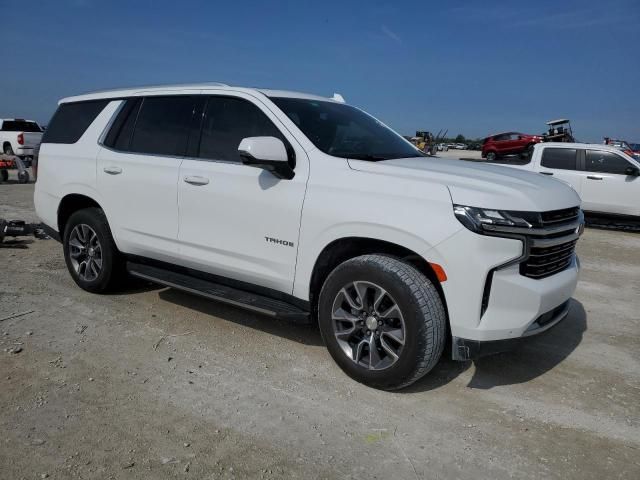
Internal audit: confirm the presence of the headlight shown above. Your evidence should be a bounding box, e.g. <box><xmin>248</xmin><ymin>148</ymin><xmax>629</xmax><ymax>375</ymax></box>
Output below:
<box><xmin>453</xmin><ymin>204</ymin><xmax>532</xmax><ymax>234</ymax></box>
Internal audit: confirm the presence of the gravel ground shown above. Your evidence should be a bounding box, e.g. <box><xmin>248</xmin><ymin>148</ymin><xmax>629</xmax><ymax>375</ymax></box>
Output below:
<box><xmin>1</xmin><ymin>174</ymin><xmax>639</xmax><ymax>479</ymax></box>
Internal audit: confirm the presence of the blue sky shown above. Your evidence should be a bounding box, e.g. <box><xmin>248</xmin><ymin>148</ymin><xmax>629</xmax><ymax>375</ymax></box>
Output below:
<box><xmin>0</xmin><ymin>0</ymin><xmax>638</xmax><ymax>141</ymax></box>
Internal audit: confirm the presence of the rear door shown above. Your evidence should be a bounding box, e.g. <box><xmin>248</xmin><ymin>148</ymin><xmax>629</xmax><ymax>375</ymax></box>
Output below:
<box><xmin>538</xmin><ymin>147</ymin><xmax>583</xmax><ymax>195</ymax></box>
<box><xmin>177</xmin><ymin>92</ymin><xmax>309</xmax><ymax>293</ymax></box>
<box><xmin>580</xmin><ymin>149</ymin><xmax>639</xmax><ymax>215</ymax></box>
<box><xmin>97</xmin><ymin>92</ymin><xmax>199</xmax><ymax>261</ymax></box>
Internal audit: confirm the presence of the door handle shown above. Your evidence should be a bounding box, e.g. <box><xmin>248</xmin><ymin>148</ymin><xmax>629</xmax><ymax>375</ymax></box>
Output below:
<box><xmin>183</xmin><ymin>175</ymin><xmax>210</xmax><ymax>186</ymax></box>
<box><xmin>539</xmin><ymin>171</ymin><xmax>553</xmax><ymax>175</ymax></box>
<box><xmin>587</xmin><ymin>175</ymin><xmax>603</xmax><ymax>180</ymax></box>
<box><xmin>103</xmin><ymin>166</ymin><xmax>122</xmax><ymax>175</ymax></box>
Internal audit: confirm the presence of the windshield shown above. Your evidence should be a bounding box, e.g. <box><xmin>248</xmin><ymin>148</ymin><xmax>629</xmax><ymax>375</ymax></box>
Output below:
<box><xmin>2</xmin><ymin>120</ymin><xmax>42</xmax><ymax>132</ymax></box>
<box><xmin>270</xmin><ymin>97</ymin><xmax>424</xmax><ymax>161</ymax></box>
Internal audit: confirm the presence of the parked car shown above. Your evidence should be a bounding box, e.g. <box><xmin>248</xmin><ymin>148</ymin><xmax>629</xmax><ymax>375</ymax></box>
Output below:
<box><xmin>453</xmin><ymin>143</ymin><xmax>466</xmax><ymax>150</ymax></box>
<box><xmin>498</xmin><ymin>143</ymin><xmax>639</xmax><ymax>218</ymax></box>
<box><xmin>482</xmin><ymin>132</ymin><xmax>544</xmax><ymax>161</ymax></box>
<box><xmin>35</xmin><ymin>83</ymin><xmax>583</xmax><ymax>390</ymax></box>
<box><xmin>0</xmin><ymin>118</ymin><xmax>44</xmax><ymax>163</ymax></box>
<box><xmin>629</xmin><ymin>143</ymin><xmax>640</xmax><ymax>160</ymax></box>
<box><xmin>436</xmin><ymin>143</ymin><xmax>448</xmax><ymax>152</ymax></box>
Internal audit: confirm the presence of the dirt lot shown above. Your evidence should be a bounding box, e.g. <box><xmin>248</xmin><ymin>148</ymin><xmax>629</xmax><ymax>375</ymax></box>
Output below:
<box><xmin>1</xmin><ymin>175</ymin><xmax>639</xmax><ymax>479</ymax></box>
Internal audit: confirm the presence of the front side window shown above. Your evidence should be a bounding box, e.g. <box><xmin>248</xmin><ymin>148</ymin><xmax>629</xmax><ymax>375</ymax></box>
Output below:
<box><xmin>586</xmin><ymin>150</ymin><xmax>632</xmax><ymax>175</ymax></box>
<box><xmin>198</xmin><ymin>96</ymin><xmax>286</xmax><ymax>163</ymax></box>
<box><xmin>541</xmin><ymin>148</ymin><xmax>577</xmax><ymax>170</ymax></box>
<box><xmin>130</xmin><ymin>96</ymin><xmax>196</xmax><ymax>156</ymax></box>
<box><xmin>270</xmin><ymin>97</ymin><xmax>423</xmax><ymax>161</ymax></box>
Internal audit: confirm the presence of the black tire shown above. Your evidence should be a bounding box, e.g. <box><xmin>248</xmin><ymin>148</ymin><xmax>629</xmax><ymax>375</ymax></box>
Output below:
<box><xmin>486</xmin><ymin>151</ymin><xmax>497</xmax><ymax>161</ymax></box>
<box><xmin>3</xmin><ymin>143</ymin><xmax>13</xmax><ymax>156</ymax></box>
<box><xmin>318</xmin><ymin>254</ymin><xmax>446</xmax><ymax>390</ymax></box>
<box><xmin>521</xmin><ymin>144</ymin><xmax>534</xmax><ymax>159</ymax></box>
<box><xmin>62</xmin><ymin>207</ymin><xmax>126</xmax><ymax>293</ymax></box>
<box><xmin>17</xmin><ymin>170</ymin><xmax>29</xmax><ymax>184</ymax></box>
<box><xmin>0</xmin><ymin>170</ymin><xmax>7</xmax><ymax>182</ymax></box>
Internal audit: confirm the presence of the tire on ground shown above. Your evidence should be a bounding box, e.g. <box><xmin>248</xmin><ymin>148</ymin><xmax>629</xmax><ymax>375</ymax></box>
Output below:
<box><xmin>318</xmin><ymin>254</ymin><xmax>447</xmax><ymax>390</ymax></box>
<box><xmin>62</xmin><ymin>207</ymin><xmax>126</xmax><ymax>293</ymax></box>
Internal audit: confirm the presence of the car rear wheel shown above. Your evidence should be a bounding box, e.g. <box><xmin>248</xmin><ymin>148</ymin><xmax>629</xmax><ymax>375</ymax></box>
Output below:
<box><xmin>318</xmin><ymin>254</ymin><xmax>446</xmax><ymax>390</ymax></box>
<box><xmin>63</xmin><ymin>207</ymin><xmax>126</xmax><ymax>293</ymax></box>
<box><xmin>3</xmin><ymin>144</ymin><xmax>14</xmax><ymax>156</ymax></box>
<box><xmin>486</xmin><ymin>151</ymin><xmax>497</xmax><ymax>161</ymax></box>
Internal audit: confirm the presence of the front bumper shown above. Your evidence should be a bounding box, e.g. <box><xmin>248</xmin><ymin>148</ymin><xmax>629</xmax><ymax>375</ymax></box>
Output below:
<box><xmin>451</xmin><ymin>299</ymin><xmax>571</xmax><ymax>361</ymax></box>
<box><xmin>432</xmin><ymin>218</ymin><xmax>580</xmax><ymax>347</ymax></box>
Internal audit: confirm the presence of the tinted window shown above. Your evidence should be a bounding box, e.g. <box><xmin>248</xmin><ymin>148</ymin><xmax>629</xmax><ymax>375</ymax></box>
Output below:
<box><xmin>198</xmin><ymin>97</ymin><xmax>285</xmax><ymax>163</ymax></box>
<box><xmin>492</xmin><ymin>134</ymin><xmax>509</xmax><ymax>142</ymax></box>
<box><xmin>271</xmin><ymin>97</ymin><xmax>423</xmax><ymax>161</ymax></box>
<box><xmin>2</xmin><ymin>120</ymin><xmax>41</xmax><ymax>132</ymax></box>
<box><xmin>130</xmin><ymin>96</ymin><xmax>195</xmax><ymax>156</ymax></box>
<box><xmin>541</xmin><ymin>148</ymin><xmax>577</xmax><ymax>170</ymax></box>
<box><xmin>41</xmin><ymin>100</ymin><xmax>109</xmax><ymax>144</ymax></box>
<box><xmin>586</xmin><ymin>150</ymin><xmax>632</xmax><ymax>175</ymax></box>
<box><xmin>103</xmin><ymin>98</ymin><xmax>142</xmax><ymax>151</ymax></box>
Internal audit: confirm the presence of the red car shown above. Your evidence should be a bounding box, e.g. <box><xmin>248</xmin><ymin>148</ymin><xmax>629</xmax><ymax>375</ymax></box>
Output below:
<box><xmin>481</xmin><ymin>132</ymin><xmax>544</xmax><ymax>161</ymax></box>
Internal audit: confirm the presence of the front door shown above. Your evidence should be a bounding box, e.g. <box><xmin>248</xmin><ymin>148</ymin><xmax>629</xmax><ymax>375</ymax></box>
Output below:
<box><xmin>177</xmin><ymin>92</ymin><xmax>309</xmax><ymax>294</ymax></box>
<box><xmin>580</xmin><ymin>149</ymin><xmax>640</xmax><ymax>216</ymax></box>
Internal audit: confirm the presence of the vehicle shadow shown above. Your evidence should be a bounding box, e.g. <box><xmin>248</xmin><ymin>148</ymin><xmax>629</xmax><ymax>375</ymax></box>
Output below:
<box><xmin>0</xmin><ymin>238</ymin><xmax>34</xmax><ymax>249</ymax></box>
<box><xmin>404</xmin><ymin>299</ymin><xmax>587</xmax><ymax>392</ymax></box>
<box><xmin>158</xmin><ymin>288</ymin><xmax>324</xmax><ymax>347</ymax></box>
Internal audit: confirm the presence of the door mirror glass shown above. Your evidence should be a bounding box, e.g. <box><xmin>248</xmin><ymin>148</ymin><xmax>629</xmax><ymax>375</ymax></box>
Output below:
<box><xmin>238</xmin><ymin>136</ymin><xmax>294</xmax><ymax>180</ymax></box>
<box><xmin>625</xmin><ymin>165</ymin><xmax>640</xmax><ymax>177</ymax></box>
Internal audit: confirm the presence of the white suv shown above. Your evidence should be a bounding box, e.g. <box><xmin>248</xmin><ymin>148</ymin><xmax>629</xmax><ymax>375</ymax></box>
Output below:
<box><xmin>34</xmin><ymin>83</ymin><xmax>583</xmax><ymax>390</ymax></box>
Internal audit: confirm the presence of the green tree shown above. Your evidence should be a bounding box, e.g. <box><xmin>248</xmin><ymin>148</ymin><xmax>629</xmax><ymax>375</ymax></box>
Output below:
<box><xmin>455</xmin><ymin>134</ymin><xmax>466</xmax><ymax>143</ymax></box>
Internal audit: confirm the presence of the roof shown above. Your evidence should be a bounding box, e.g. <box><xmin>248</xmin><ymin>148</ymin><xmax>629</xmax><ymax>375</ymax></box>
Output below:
<box><xmin>59</xmin><ymin>83</ymin><xmax>339</xmax><ymax>105</ymax></box>
<box><xmin>546</xmin><ymin>119</ymin><xmax>570</xmax><ymax>125</ymax></box>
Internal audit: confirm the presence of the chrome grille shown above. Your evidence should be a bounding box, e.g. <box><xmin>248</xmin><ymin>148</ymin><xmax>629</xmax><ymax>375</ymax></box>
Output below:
<box><xmin>520</xmin><ymin>207</ymin><xmax>581</xmax><ymax>279</ymax></box>
<box><xmin>521</xmin><ymin>239</ymin><xmax>577</xmax><ymax>279</ymax></box>
<box><xmin>482</xmin><ymin>206</ymin><xmax>582</xmax><ymax>280</ymax></box>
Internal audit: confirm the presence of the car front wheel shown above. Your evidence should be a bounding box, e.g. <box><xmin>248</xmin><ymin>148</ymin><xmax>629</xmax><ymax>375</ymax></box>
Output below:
<box><xmin>318</xmin><ymin>254</ymin><xmax>446</xmax><ymax>390</ymax></box>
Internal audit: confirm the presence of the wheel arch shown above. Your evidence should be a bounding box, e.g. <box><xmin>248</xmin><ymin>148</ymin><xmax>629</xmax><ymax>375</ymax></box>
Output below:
<box><xmin>308</xmin><ymin>237</ymin><xmax>449</xmax><ymax>321</ymax></box>
<box><xmin>57</xmin><ymin>193</ymin><xmax>104</xmax><ymax>236</ymax></box>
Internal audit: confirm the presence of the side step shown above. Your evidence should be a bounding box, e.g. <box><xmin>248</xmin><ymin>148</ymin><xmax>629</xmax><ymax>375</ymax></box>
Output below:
<box><xmin>127</xmin><ymin>262</ymin><xmax>310</xmax><ymax>323</ymax></box>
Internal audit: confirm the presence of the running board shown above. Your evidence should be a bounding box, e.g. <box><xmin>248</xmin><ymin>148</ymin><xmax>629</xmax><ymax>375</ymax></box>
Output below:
<box><xmin>127</xmin><ymin>262</ymin><xmax>310</xmax><ymax>323</ymax></box>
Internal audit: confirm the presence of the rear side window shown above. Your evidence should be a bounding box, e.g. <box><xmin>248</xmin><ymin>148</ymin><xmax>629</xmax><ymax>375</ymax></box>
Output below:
<box><xmin>586</xmin><ymin>150</ymin><xmax>631</xmax><ymax>175</ymax></box>
<box><xmin>2</xmin><ymin>120</ymin><xmax>41</xmax><ymax>132</ymax></box>
<box><xmin>541</xmin><ymin>148</ymin><xmax>577</xmax><ymax>170</ymax></box>
<box><xmin>198</xmin><ymin>96</ymin><xmax>285</xmax><ymax>163</ymax></box>
<box><xmin>129</xmin><ymin>96</ymin><xmax>196</xmax><ymax>156</ymax></box>
<box><xmin>42</xmin><ymin>100</ymin><xmax>109</xmax><ymax>144</ymax></box>
<box><xmin>103</xmin><ymin>98</ymin><xmax>142</xmax><ymax>151</ymax></box>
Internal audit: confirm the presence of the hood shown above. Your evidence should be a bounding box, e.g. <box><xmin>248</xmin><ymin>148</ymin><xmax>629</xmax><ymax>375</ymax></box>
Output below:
<box><xmin>348</xmin><ymin>157</ymin><xmax>581</xmax><ymax>212</ymax></box>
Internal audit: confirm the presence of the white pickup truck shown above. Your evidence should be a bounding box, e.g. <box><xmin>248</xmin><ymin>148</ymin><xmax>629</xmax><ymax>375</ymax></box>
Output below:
<box><xmin>1</xmin><ymin>118</ymin><xmax>44</xmax><ymax>160</ymax></box>
<box><xmin>499</xmin><ymin>143</ymin><xmax>640</xmax><ymax>219</ymax></box>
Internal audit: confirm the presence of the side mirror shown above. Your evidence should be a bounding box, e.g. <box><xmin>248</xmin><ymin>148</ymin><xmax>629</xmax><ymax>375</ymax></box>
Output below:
<box><xmin>238</xmin><ymin>136</ymin><xmax>294</xmax><ymax>180</ymax></box>
<box><xmin>625</xmin><ymin>166</ymin><xmax>640</xmax><ymax>177</ymax></box>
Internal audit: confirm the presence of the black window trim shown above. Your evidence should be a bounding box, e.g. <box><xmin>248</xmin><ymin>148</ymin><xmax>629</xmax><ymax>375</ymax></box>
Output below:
<box><xmin>99</xmin><ymin>93</ymin><xmax>295</xmax><ymax>166</ymax></box>
<box><xmin>540</xmin><ymin>146</ymin><xmax>579</xmax><ymax>171</ymax></box>
<box><xmin>584</xmin><ymin>148</ymin><xmax>634</xmax><ymax>175</ymax></box>
<box><xmin>100</xmin><ymin>95</ymin><xmax>196</xmax><ymax>160</ymax></box>
<box><xmin>188</xmin><ymin>94</ymin><xmax>296</xmax><ymax>166</ymax></box>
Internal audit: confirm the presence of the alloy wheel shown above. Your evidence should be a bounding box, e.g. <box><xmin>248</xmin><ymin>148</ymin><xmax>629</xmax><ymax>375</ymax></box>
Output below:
<box><xmin>68</xmin><ymin>224</ymin><xmax>103</xmax><ymax>282</ymax></box>
<box><xmin>331</xmin><ymin>281</ymin><xmax>406</xmax><ymax>370</ymax></box>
